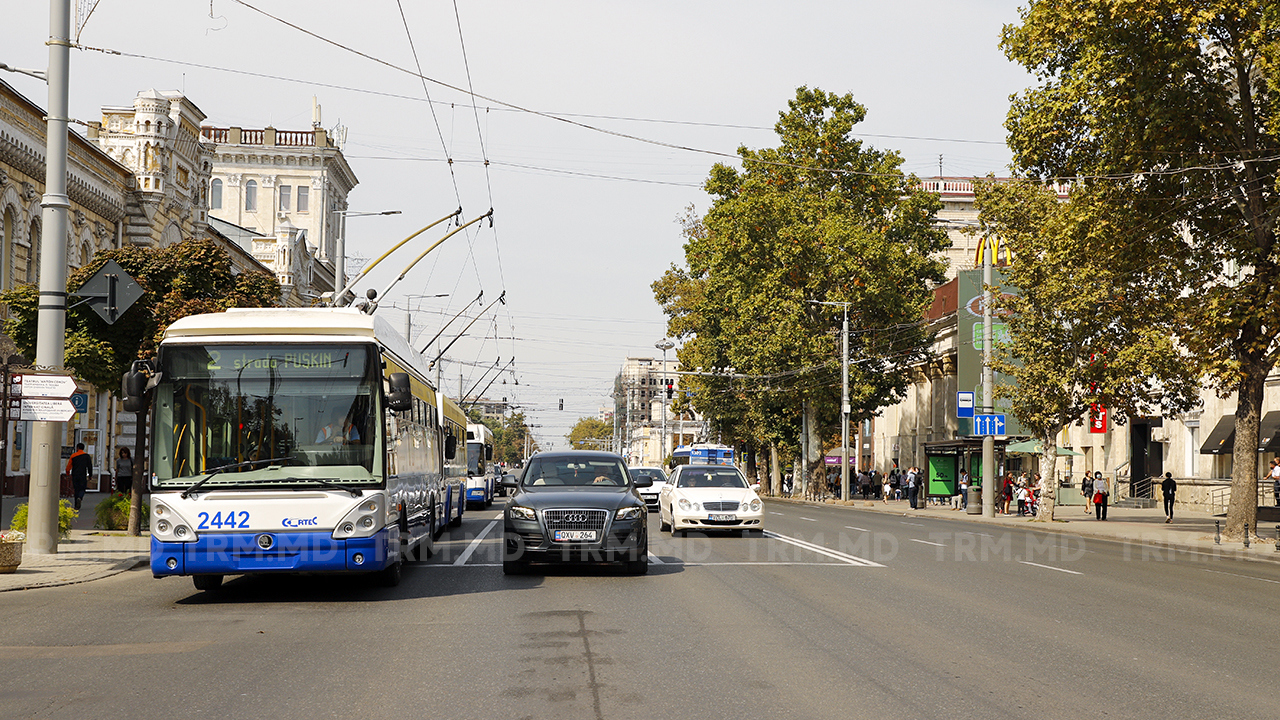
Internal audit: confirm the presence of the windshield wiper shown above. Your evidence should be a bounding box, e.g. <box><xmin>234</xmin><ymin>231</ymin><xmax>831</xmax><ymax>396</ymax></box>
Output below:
<box><xmin>289</xmin><ymin>477</ymin><xmax>363</xmax><ymax>497</ymax></box>
<box><xmin>181</xmin><ymin>456</ymin><xmax>296</xmax><ymax>498</ymax></box>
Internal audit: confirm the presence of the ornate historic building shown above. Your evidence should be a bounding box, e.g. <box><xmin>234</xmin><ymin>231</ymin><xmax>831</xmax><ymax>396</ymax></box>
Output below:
<box><xmin>200</xmin><ymin>116</ymin><xmax>358</xmax><ymax>303</ymax></box>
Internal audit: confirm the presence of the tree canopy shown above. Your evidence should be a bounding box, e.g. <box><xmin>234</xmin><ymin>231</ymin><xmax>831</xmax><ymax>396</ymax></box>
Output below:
<box><xmin>567</xmin><ymin>417</ymin><xmax>612</xmax><ymax>450</ymax></box>
<box><xmin>1002</xmin><ymin>0</ymin><xmax>1280</xmax><ymax>536</ymax></box>
<box><xmin>654</xmin><ymin>87</ymin><xmax>949</xmax><ymax>490</ymax></box>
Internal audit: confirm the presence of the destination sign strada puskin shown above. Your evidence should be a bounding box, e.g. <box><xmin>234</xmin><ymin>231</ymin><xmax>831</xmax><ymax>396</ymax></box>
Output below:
<box><xmin>206</xmin><ymin>351</ymin><xmax>347</xmax><ymax>371</ymax></box>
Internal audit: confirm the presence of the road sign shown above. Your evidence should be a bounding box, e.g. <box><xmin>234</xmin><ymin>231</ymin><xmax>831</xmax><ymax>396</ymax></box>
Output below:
<box><xmin>957</xmin><ymin>391</ymin><xmax>975</xmax><ymax>418</ymax></box>
<box><xmin>974</xmin><ymin>413</ymin><xmax>1006</xmax><ymax>436</ymax></box>
<box><xmin>70</xmin><ymin>392</ymin><xmax>88</xmax><ymax>413</ymax></box>
<box><xmin>75</xmin><ymin>259</ymin><xmax>143</xmax><ymax>325</ymax></box>
<box><xmin>13</xmin><ymin>374</ymin><xmax>77</xmax><ymax>398</ymax></box>
<box><xmin>10</xmin><ymin>398</ymin><xmax>77</xmax><ymax>422</ymax></box>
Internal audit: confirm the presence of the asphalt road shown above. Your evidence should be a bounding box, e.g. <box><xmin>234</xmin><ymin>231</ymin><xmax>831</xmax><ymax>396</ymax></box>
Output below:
<box><xmin>2</xmin><ymin>499</ymin><xmax>1277</xmax><ymax>720</ymax></box>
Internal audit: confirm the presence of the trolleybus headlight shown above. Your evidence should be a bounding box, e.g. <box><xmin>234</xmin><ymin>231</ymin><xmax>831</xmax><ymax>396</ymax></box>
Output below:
<box><xmin>156</xmin><ymin>520</ymin><xmax>171</xmax><ymax>533</ymax></box>
<box><xmin>174</xmin><ymin>525</ymin><xmax>189</xmax><ymax>539</ymax></box>
<box><xmin>332</xmin><ymin>493</ymin><xmax>386</xmax><ymax>540</ymax></box>
<box><xmin>342</xmin><ymin>522</ymin><xmax>355</xmax><ymax>535</ymax></box>
<box><xmin>359</xmin><ymin>517</ymin><xmax>374</xmax><ymax>529</ymax></box>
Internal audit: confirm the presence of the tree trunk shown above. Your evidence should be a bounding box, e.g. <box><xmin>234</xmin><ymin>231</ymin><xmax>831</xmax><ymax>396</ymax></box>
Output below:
<box><xmin>770</xmin><ymin>444</ymin><xmax>780</xmax><ymax>497</ymax></box>
<box><xmin>745</xmin><ymin>441</ymin><xmax>757</xmax><ymax>486</ymax></box>
<box><xmin>127</xmin><ymin>404</ymin><xmax>147</xmax><ymax>536</ymax></box>
<box><xmin>803</xmin><ymin>400</ymin><xmax>824</xmax><ymax>500</ymax></box>
<box><xmin>1225</xmin><ymin>363</ymin><xmax>1267</xmax><ymax>539</ymax></box>
<box><xmin>1035</xmin><ymin>430</ymin><xmax>1059</xmax><ymax>522</ymax></box>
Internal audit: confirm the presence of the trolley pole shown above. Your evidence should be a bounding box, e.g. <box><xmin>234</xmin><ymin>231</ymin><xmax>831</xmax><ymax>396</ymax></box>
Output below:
<box><xmin>26</xmin><ymin>0</ymin><xmax>73</xmax><ymax>555</ymax></box>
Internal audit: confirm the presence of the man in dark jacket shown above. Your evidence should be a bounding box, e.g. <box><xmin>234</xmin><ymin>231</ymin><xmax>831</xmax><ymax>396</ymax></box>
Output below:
<box><xmin>66</xmin><ymin>443</ymin><xmax>93</xmax><ymax>510</ymax></box>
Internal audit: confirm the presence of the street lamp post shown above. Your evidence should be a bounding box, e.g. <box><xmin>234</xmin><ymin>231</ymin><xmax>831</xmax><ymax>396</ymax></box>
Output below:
<box><xmin>811</xmin><ymin>301</ymin><xmax>852</xmax><ymax>502</ymax></box>
<box><xmin>655</xmin><ymin>339</ymin><xmax>674</xmax><ymax>468</ymax></box>
<box><xmin>334</xmin><ymin>209</ymin><xmax>401</xmax><ymax>297</ymax></box>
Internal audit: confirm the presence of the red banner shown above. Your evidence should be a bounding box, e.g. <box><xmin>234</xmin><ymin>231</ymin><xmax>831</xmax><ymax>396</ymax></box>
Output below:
<box><xmin>1089</xmin><ymin>405</ymin><xmax>1108</xmax><ymax>434</ymax></box>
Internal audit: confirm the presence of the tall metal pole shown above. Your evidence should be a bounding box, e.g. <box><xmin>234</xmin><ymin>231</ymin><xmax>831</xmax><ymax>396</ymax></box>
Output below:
<box><xmin>656</xmin><ymin>339</ymin><xmax>674</xmax><ymax>468</ymax></box>
<box><xmin>982</xmin><ymin>238</ymin><xmax>996</xmax><ymax>518</ymax></box>
<box><xmin>27</xmin><ymin>0</ymin><xmax>73</xmax><ymax>554</ymax></box>
<box><xmin>841</xmin><ymin>306</ymin><xmax>850</xmax><ymax>502</ymax></box>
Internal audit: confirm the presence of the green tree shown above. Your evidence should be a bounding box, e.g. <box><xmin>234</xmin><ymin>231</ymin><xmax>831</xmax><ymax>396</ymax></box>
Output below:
<box><xmin>1</xmin><ymin>238</ymin><xmax>281</xmax><ymax>535</ymax></box>
<box><xmin>974</xmin><ymin>178</ymin><xmax>1200</xmax><ymax>520</ymax></box>
<box><xmin>654</xmin><ymin>87</ymin><xmax>948</xmax><ymax>496</ymax></box>
<box><xmin>567</xmin><ymin>417</ymin><xmax>612</xmax><ymax>450</ymax></box>
<box><xmin>1002</xmin><ymin>1</ymin><xmax>1280</xmax><ymax>537</ymax></box>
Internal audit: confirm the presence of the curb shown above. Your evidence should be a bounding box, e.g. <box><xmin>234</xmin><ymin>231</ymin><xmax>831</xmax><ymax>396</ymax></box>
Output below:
<box><xmin>763</xmin><ymin>495</ymin><xmax>1280</xmax><ymax>566</ymax></box>
<box><xmin>0</xmin><ymin>555</ymin><xmax>149</xmax><ymax>593</ymax></box>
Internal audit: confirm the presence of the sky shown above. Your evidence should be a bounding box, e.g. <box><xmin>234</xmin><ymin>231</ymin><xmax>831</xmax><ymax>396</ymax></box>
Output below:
<box><xmin>3</xmin><ymin>0</ymin><xmax>1035</xmax><ymax>449</ymax></box>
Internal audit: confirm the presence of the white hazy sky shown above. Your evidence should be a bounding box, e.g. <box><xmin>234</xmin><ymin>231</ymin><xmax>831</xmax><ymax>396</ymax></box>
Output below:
<box><xmin>4</xmin><ymin>1</ymin><xmax>1033</xmax><ymax>448</ymax></box>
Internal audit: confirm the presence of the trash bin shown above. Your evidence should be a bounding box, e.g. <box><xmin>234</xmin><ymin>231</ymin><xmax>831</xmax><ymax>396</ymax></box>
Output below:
<box><xmin>966</xmin><ymin>486</ymin><xmax>982</xmax><ymax>514</ymax></box>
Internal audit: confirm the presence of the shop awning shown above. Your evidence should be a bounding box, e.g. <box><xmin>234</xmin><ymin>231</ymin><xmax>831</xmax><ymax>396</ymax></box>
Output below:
<box><xmin>1260</xmin><ymin>412</ymin><xmax>1280</xmax><ymax>452</ymax></box>
<box><xmin>1200</xmin><ymin>415</ymin><xmax>1236</xmax><ymax>455</ymax></box>
<box><xmin>1006</xmin><ymin>439</ymin><xmax>1083</xmax><ymax>456</ymax></box>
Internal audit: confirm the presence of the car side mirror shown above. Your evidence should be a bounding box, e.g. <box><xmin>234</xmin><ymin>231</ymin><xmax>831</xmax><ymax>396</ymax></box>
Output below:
<box><xmin>501</xmin><ymin>474</ymin><xmax>520</xmax><ymax>489</ymax></box>
<box><xmin>387</xmin><ymin>372</ymin><xmax>412</xmax><ymax>412</ymax></box>
<box><xmin>633</xmin><ymin>477</ymin><xmax>653</xmax><ymax>488</ymax></box>
<box><xmin>751</xmin><ymin>482</ymin><xmax>762</xmax><ymax>492</ymax></box>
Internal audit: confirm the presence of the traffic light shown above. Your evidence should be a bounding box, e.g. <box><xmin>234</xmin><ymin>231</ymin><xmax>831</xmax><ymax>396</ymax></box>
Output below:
<box><xmin>558</xmin><ymin>398</ymin><xmax>563</xmax><ymax>411</ymax></box>
<box><xmin>665</xmin><ymin>379</ymin><xmax>673</xmax><ymax>399</ymax></box>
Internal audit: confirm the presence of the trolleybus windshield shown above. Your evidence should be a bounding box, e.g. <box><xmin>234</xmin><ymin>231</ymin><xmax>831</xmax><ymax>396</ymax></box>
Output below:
<box><xmin>152</xmin><ymin>343</ymin><xmax>382</xmax><ymax>488</ymax></box>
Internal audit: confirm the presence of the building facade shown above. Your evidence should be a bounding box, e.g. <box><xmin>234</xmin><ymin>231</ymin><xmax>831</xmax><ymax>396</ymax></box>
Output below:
<box><xmin>614</xmin><ymin>356</ymin><xmax>699</xmax><ymax>467</ymax></box>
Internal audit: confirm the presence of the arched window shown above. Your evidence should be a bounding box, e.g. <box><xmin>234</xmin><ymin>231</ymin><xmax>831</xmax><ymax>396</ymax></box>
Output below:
<box><xmin>245</xmin><ymin>180</ymin><xmax>257</xmax><ymax>211</ymax></box>
<box><xmin>1</xmin><ymin>208</ymin><xmax>12</xmax><ymax>290</ymax></box>
<box><xmin>210</xmin><ymin>178</ymin><xmax>223</xmax><ymax>209</ymax></box>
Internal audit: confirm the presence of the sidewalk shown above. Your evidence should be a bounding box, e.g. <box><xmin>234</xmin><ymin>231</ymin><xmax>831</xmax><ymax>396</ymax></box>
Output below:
<box><xmin>1</xmin><ymin>492</ymin><xmax>150</xmax><ymax>592</ymax></box>
<box><xmin>775</xmin><ymin>493</ymin><xmax>1280</xmax><ymax>564</ymax></box>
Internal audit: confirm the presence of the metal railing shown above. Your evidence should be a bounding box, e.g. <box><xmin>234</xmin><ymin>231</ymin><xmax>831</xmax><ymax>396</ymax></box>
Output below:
<box><xmin>1210</xmin><ymin>486</ymin><xmax>1230</xmax><ymax>516</ymax></box>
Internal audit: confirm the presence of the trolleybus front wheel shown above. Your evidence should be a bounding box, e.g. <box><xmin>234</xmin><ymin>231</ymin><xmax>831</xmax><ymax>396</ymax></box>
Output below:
<box><xmin>192</xmin><ymin>574</ymin><xmax>223</xmax><ymax>592</ymax></box>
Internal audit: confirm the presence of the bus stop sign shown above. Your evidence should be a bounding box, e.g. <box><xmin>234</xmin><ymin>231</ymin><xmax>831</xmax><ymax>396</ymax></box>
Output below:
<box><xmin>75</xmin><ymin>260</ymin><xmax>143</xmax><ymax>324</ymax></box>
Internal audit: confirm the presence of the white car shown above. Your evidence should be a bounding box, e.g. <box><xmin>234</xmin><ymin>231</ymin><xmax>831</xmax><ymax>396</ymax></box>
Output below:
<box><xmin>629</xmin><ymin>466</ymin><xmax>668</xmax><ymax>511</ymax></box>
<box><xmin>659</xmin><ymin>464</ymin><xmax>764</xmax><ymax>536</ymax></box>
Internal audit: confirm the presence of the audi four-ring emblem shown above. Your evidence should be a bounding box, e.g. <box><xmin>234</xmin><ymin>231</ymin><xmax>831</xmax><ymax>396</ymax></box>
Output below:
<box><xmin>564</xmin><ymin>513</ymin><xmax>589</xmax><ymax>523</ymax></box>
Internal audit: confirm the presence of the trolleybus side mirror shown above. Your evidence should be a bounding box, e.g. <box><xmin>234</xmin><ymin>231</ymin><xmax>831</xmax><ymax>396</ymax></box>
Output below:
<box><xmin>485</xmin><ymin>445</ymin><xmax>493</xmax><ymax>461</ymax></box>
<box><xmin>445</xmin><ymin>434</ymin><xmax>458</xmax><ymax>459</ymax></box>
<box><xmin>387</xmin><ymin>373</ymin><xmax>412</xmax><ymax>412</ymax></box>
<box><xmin>121</xmin><ymin>361</ymin><xmax>151</xmax><ymax>413</ymax></box>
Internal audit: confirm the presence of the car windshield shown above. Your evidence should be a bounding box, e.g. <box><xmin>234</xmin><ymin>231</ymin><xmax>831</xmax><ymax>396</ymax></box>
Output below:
<box><xmin>677</xmin><ymin>467</ymin><xmax>748</xmax><ymax>489</ymax></box>
<box><xmin>629</xmin><ymin>468</ymin><xmax>666</xmax><ymax>483</ymax></box>
<box><xmin>524</xmin><ymin>457</ymin><xmax>629</xmax><ymax>487</ymax></box>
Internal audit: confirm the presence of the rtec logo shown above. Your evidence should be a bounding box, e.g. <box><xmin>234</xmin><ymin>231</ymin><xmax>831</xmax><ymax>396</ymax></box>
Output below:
<box><xmin>282</xmin><ymin>516</ymin><xmax>319</xmax><ymax>528</ymax></box>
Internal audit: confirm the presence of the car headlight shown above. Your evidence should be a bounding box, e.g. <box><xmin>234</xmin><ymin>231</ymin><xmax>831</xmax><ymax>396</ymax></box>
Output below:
<box><xmin>615</xmin><ymin>506</ymin><xmax>643</xmax><ymax>521</ymax></box>
<box><xmin>677</xmin><ymin>498</ymin><xmax>692</xmax><ymax>512</ymax></box>
<box><xmin>749</xmin><ymin>499</ymin><xmax>762</xmax><ymax>512</ymax></box>
<box><xmin>509</xmin><ymin>505</ymin><xmax>536</xmax><ymax>521</ymax></box>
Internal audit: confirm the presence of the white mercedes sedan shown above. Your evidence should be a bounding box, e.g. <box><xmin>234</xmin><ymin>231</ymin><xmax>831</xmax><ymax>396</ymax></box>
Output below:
<box><xmin>659</xmin><ymin>464</ymin><xmax>764</xmax><ymax>536</ymax></box>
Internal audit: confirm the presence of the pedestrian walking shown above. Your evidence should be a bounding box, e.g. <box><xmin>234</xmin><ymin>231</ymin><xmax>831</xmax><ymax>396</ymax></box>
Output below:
<box><xmin>1092</xmin><ymin>471</ymin><xmax>1109</xmax><ymax>521</ymax></box>
<box><xmin>65</xmin><ymin>443</ymin><xmax>92</xmax><ymax>510</ymax></box>
<box><xmin>906</xmin><ymin>466</ymin><xmax>920</xmax><ymax>509</ymax></box>
<box><xmin>1270</xmin><ymin>458</ymin><xmax>1280</xmax><ymax>507</ymax></box>
<box><xmin>114</xmin><ymin>447</ymin><xmax>134</xmax><ymax>495</ymax></box>
<box><xmin>1081</xmin><ymin>472</ymin><xmax>1094</xmax><ymax>515</ymax></box>
<box><xmin>959</xmin><ymin>471</ymin><xmax>969</xmax><ymax>510</ymax></box>
<box><xmin>1161</xmin><ymin>472</ymin><xmax>1177</xmax><ymax>522</ymax></box>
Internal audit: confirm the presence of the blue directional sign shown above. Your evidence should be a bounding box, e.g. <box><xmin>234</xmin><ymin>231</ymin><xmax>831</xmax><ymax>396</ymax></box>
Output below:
<box><xmin>70</xmin><ymin>392</ymin><xmax>88</xmax><ymax>414</ymax></box>
<box><xmin>974</xmin><ymin>413</ymin><xmax>1006</xmax><ymax>436</ymax></box>
<box><xmin>957</xmin><ymin>391</ymin><xmax>975</xmax><ymax>419</ymax></box>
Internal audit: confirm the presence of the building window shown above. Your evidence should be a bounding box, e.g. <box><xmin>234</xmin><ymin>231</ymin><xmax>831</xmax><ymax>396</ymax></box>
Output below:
<box><xmin>297</xmin><ymin>185</ymin><xmax>309</xmax><ymax>213</ymax></box>
<box><xmin>280</xmin><ymin>185</ymin><xmax>291</xmax><ymax>212</ymax></box>
<box><xmin>245</xmin><ymin>180</ymin><xmax>258</xmax><ymax>211</ymax></box>
<box><xmin>210</xmin><ymin>179</ymin><xmax>222</xmax><ymax>209</ymax></box>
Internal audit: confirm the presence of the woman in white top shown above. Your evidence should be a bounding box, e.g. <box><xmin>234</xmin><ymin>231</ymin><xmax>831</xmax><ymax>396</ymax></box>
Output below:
<box><xmin>1092</xmin><ymin>472</ymin><xmax>1109</xmax><ymax>520</ymax></box>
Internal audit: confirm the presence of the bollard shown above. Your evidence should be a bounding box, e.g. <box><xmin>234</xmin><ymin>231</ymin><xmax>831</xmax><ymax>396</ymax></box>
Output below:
<box><xmin>1215</xmin><ymin>521</ymin><xmax>1221</xmax><ymax>545</ymax></box>
<box><xmin>1275</xmin><ymin>525</ymin><xmax>1279</xmax><ymax>552</ymax></box>
<box><xmin>1244</xmin><ymin>524</ymin><xmax>1250</xmax><ymax>548</ymax></box>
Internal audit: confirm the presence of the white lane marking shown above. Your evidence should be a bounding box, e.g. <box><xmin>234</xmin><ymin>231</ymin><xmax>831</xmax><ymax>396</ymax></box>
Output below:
<box><xmin>909</xmin><ymin>538</ymin><xmax>946</xmax><ymax>547</ymax></box>
<box><xmin>800</xmin><ymin>517</ymin><xmax>818</xmax><ymax>522</ymax></box>
<box><xmin>453</xmin><ymin>520</ymin><xmax>498</xmax><ymax>566</ymax></box>
<box><xmin>1019</xmin><ymin>561</ymin><xmax>1082</xmax><ymax>575</ymax></box>
<box><xmin>647</xmin><ymin>553</ymin><xmax>665</xmax><ymax>565</ymax></box>
<box><xmin>1202</xmin><ymin>568</ymin><xmax>1280</xmax><ymax>585</ymax></box>
<box><xmin>763</xmin><ymin>530</ymin><xmax>884</xmax><ymax>567</ymax></box>
<box><xmin>421</xmin><ymin>562</ymin><xmax>862</xmax><ymax>568</ymax></box>
<box><xmin>768</xmin><ymin>511</ymin><xmax>785</xmax><ymax>516</ymax></box>
<box><xmin>900</xmin><ymin>521</ymin><xmax>925</xmax><ymax>527</ymax></box>
<box><xmin>845</xmin><ymin>526</ymin><xmax>868</xmax><ymax>532</ymax></box>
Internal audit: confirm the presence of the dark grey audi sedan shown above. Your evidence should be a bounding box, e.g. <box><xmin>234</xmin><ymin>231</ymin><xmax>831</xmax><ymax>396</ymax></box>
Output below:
<box><xmin>501</xmin><ymin>450</ymin><xmax>651</xmax><ymax>575</ymax></box>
